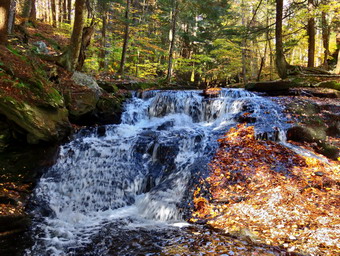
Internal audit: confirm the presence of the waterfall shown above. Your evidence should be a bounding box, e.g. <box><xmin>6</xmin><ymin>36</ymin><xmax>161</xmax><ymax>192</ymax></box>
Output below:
<box><xmin>28</xmin><ymin>89</ymin><xmax>289</xmax><ymax>255</ymax></box>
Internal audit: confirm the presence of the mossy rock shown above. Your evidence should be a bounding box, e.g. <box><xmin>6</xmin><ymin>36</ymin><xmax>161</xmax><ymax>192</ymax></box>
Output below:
<box><xmin>245</xmin><ymin>80</ymin><xmax>297</xmax><ymax>93</ymax></box>
<box><xmin>287</xmin><ymin>100</ymin><xmax>320</xmax><ymax>116</ymax></box>
<box><xmin>67</xmin><ymin>89</ymin><xmax>99</xmax><ymax>118</ymax></box>
<box><xmin>287</xmin><ymin>126</ymin><xmax>326</xmax><ymax>143</ymax></box>
<box><xmin>0</xmin><ymin>96</ymin><xmax>71</xmax><ymax>144</ymax></box>
<box><xmin>317</xmin><ymin>142</ymin><xmax>340</xmax><ymax>161</ymax></box>
<box><xmin>314</xmin><ymin>80</ymin><xmax>340</xmax><ymax>91</ymax></box>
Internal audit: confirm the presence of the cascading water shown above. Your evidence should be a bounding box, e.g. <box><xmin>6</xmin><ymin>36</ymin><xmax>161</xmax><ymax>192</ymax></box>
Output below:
<box><xmin>27</xmin><ymin>89</ymin><xmax>290</xmax><ymax>255</ymax></box>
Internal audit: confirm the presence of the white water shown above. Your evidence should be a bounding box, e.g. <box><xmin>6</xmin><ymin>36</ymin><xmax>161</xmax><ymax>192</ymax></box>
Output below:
<box><xmin>28</xmin><ymin>89</ymin><xmax>289</xmax><ymax>255</ymax></box>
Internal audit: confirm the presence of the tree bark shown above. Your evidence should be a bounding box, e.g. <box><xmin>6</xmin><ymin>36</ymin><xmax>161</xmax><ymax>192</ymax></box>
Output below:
<box><xmin>335</xmin><ymin>33</ymin><xmax>340</xmax><ymax>74</ymax></box>
<box><xmin>307</xmin><ymin>0</ymin><xmax>315</xmax><ymax>67</ymax></box>
<box><xmin>22</xmin><ymin>0</ymin><xmax>32</xmax><ymax>18</ymax></box>
<box><xmin>67</xmin><ymin>0</ymin><xmax>71</xmax><ymax>24</ymax></box>
<box><xmin>30</xmin><ymin>0</ymin><xmax>36</xmax><ymax>21</ymax></box>
<box><xmin>118</xmin><ymin>0</ymin><xmax>131</xmax><ymax>75</ymax></box>
<box><xmin>8</xmin><ymin>0</ymin><xmax>16</xmax><ymax>33</ymax></box>
<box><xmin>63</xmin><ymin>0</ymin><xmax>67</xmax><ymax>21</ymax></box>
<box><xmin>275</xmin><ymin>0</ymin><xmax>288</xmax><ymax>79</ymax></box>
<box><xmin>99</xmin><ymin>5</ymin><xmax>107</xmax><ymax>71</ymax></box>
<box><xmin>51</xmin><ymin>0</ymin><xmax>57</xmax><ymax>27</ymax></box>
<box><xmin>241</xmin><ymin>0</ymin><xmax>247</xmax><ymax>84</ymax></box>
<box><xmin>166</xmin><ymin>0</ymin><xmax>178</xmax><ymax>82</ymax></box>
<box><xmin>321</xmin><ymin>9</ymin><xmax>330</xmax><ymax>68</ymax></box>
<box><xmin>77</xmin><ymin>22</ymin><xmax>95</xmax><ymax>70</ymax></box>
<box><xmin>0</xmin><ymin>0</ymin><xmax>11</xmax><ymax>44</ymax></box>
<box><xmin>62</xmin><ymin>0</ymin><xmax>85</xmax><ymax>71</ymax></box>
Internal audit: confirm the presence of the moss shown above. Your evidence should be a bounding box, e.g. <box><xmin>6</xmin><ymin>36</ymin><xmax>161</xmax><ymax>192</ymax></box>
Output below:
<box><xmin>315</xmin><ymin>80</ymin><xmax>340</xmax><ymax>91</ymax></box>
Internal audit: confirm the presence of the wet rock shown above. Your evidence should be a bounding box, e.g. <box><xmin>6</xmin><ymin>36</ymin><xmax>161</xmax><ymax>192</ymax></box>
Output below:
<box><xmin>97</xmin><ymin>126</ymin><xmax>106</xmax><ymax>137</ymax></box>
<box><xmin>317</xmin><ymin>142</ymin><xmax>339</xmax><ymax>161</ymax></box>
<box><xmin>157</xmin><ymin>121</ymin><xmax>174</xmax><ymax>131</ymax></box>
<box><xmin>314</xmin><ymin>172</ymin><xmax>324</xmax><ymax>176</ymax></box>
<box><xmin>235</xmin><ymin>113</ymin><xmax>256</xmax><ymax>123</ymax></box>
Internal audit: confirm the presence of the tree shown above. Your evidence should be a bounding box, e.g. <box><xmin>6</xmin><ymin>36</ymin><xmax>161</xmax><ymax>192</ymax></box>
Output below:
<box><xmin>118</xmin><ymin>0</ymin><xmax>131</xmax><ymax>75</ymax></box>
<box><xmin>0</xmin><ymin>0</ymin><xmax>11</xmax><ymax>44</ymax></box>
<box><xmin>61</xmin><ymin>0</ymin><xmax>86</xmax><ymax>71</ymax></box>
<box><xmin>275</xmin><ymin>0</ymin><xmax>288</xmax><ymax>79</ymax></box>
<box><xmin>166</xmin><ymin>0</ymin><xmax>178</xmax><ymax>82</ymax></box>
<box><xmin>307</xmin><ymin>0</ymin><xmax>315</xmax><ymax>67</ymax></box>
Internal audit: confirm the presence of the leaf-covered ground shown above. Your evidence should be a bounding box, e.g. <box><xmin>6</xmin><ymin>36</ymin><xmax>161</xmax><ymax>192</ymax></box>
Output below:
<box><xmin>191</xmin><ymin>124</ymin><xmax>339</xmax><ymax>256</ymax></box>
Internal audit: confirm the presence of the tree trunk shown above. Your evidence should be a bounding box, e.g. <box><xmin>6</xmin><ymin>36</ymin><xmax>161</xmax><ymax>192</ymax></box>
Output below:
<box><xmin>30</xmin><ymin>0</ymin><xmax>36</xmax><ymax>21</ymax></box>
<box><xmin>321</xmin><ymin>10</ymin><xmax>330</xmax><ymax>68</ymax></box>
<box><xmin>77</xmin><ymin>22</ymin><xmax>95</xmax><ymax>70</ymax></box>
<box><xmin>241</xmin><ymin>0</ymin><xmax>247</xmax><ymax>84</ymax></box>
<box><xmin>67</xmin><ymin>0</ymin><xmax>71</xmax><ymax>24</ymax></box>
<box><xmin>99</xmin><ymin>7</ymin><xmax>107</xmax><ymax>71</ymax></box>
<box><xmin>275</xmin><ymin>0</ymin><xmax>288</xmax><ymax>79</ymax></box>
<box><xmin>335</xmin><ymin>33</ymin><xmax>340</xmax><ymax>74</ymax></box>
<box><xmin>51</xmin><ymin>0</ymin><xmax>57</xmax><ymax>27</ymax></box>
<box><xmin>63</xmin><ymin>0</ymin><xmax>67</xmax><ymax>21</ymax></box>
<box><xmin>118</xmin><ymin>0</ymin><xmax>131</xmax><ymax>75</ymax></box>
<box><xmin>0</xmin><ymin>0</ymin><xmax>10</xmax><ymax>44</ymax></box>
<box><xmin>58</xmin><ymin>0</ymin><xmax>63</xmax><ymax>23</ymax></box>
<box><xmin>8</xmin><ymin>0</ymin><xmax>16</xmax><ymax>33</ymax></box>
<box><xmin>62</xmin><ymin>0</ymin><xmax>85</xmax><ymax>71</ymax></box>
<box><xmin>166</xmin><ymin>0</ymin><xmax>178</xmax><ymax>82</ymax></box>
<box><xmin>307</xmin><ymin>0</ymin><xmax>315</xmax><ymax>67</ymax></box>
<box><xmin>22</xmin><ymin>0</ymin><xmax>32</xmax><ymax>18</ymax></box>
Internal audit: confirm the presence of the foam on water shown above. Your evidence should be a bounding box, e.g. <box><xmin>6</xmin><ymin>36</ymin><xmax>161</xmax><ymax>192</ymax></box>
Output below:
<box><xmin>28</xmin><ymin>89</ymin><xmax>289</xmax><ymax>255</ymax></box>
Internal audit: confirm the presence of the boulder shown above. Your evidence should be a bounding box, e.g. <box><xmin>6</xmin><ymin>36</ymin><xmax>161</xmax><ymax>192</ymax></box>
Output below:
<box><xmin>68</xmin><ymin>72</ymin><xmax>104</xmax><ymax>120</ymax></box>
<box><xmin>71</xmin><ymin>71</ymin><xmax>103</xmax><ymax>96</ymax></box>
<box><xmin>0</xmin><ymin>96</ymin><xmax>71</xmax><ymax>144</ymax></box>
<box><xmin>287</xmin><ymin>126</ymin><xmax>326</xmax><ymax>144</ymax></box>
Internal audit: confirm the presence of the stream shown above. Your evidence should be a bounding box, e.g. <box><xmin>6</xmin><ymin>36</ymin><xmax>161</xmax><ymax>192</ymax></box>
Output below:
<box><xmin>26</xmin><ymin>89</ymin><xmax>292</xmax><ymax>255</ymax></box>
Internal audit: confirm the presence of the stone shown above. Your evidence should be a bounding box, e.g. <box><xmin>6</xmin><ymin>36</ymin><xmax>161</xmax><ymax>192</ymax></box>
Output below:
<box><xmin>71</xmin><ymin>72</ymin><xmax>103</xmax><ymax>97</ymax></box>
<box><xmin>33</xmin><ymin>41</ymin><xmax>49</xmax><ymax>54</ymax></box>
<box><xmin>0</xmin><ymin>96</ymin><xmax>71</xmax><ymax>144</ymax></box>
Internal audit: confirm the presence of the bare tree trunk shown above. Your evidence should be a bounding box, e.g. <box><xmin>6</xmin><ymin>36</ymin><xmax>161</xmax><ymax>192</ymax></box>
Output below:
<box><xmin>307</xmin><ymin>0</ymin><xmax>315</xmax><ymax>67</ymax></box>
<box><xmin>0</xmin><ymin>0</ymin><xmax>11</xmax><ymax>44</ymax></box>
<box><xmin>58</xmin><ymin>0</ymin><xmax>63</xmax><ymax>23</ymax></box>
<box><xmin>166</xmin><ymin>0</ymin><xmax>178</xmax><ymax>82</ymax></box>
<box><xmin>275</xmin><ymin>0</ymin><xmax>288</xmax><ymax>79</ymax></box>
<box><xmin>335</xmin><ymin>33</ymin><xmax>340</xmax><ymax>74</ymax></box>
<box><xmin>321</xmin><ymin>8</ymin><xmax>330</xmax><ymax>68</ymax></box>
<box><xmin>63</xmin><ymin>0</ymin><xmax>85</xmax><ymax>71</ymax></box>
<box><xmin>99</xmin><ymin>5</ymin><xmax>107</xmax><ymax>70</ymax></box>
<box><xmin>63</xmin><ymin>0</ymin><xmax>67</xmax><ymax>21</ymax></box>
<box><xmin>119</xmin><ymin>0</ymin><xmax>131</xmax><ymax>75</ymax></box>
<box><xmin>51</xmin><ymin>0</ymin><xmax>57</xmax><ymax>27</ymax></box>
<box><xmin>241</xmin><ymin>0</ymin><xmax>248</xmax><ymax>84</ymax></box>
<box><xmin>22</xmin><ymin>0</ymin><xmax>32</xmax><ymax>18</ymax></box>
<box><xmin>77</xmin><ymin>21</ymin><xmax>95</xmax><ymax>70</ymax></box>
<box><xmin>8</xmin><ymin>0</ymin><xmax>16</xmax><ymax>33</ymax></box>
<box><xmin>67</xmin><ymin>0</ymin><xmax>71</xmax><ymax>24</ymax></box>
<box><xmin>30</xmin><ymin>0</ymin><xmax>36</xmax><ymax>21</ymax></box>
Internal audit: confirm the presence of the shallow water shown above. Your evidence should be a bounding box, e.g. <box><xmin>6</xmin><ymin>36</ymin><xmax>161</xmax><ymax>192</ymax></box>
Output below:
<box><xmin>26</xmin><ymin>89</ymin><xmax>291</xmax><ymax>255</ymax></box>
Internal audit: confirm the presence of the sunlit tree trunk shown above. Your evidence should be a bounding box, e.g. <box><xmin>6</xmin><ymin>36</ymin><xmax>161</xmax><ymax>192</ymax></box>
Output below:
<box><xmin>240</xmin><ymin>0</ymin><xmax>248</xmax><ymax>84</ymax></box>
<box><xmin>275</xmin><ymin>0</ymin><xmax>288</xmax><ymax>79</ymax></box>
<box><xmin>0</xmin><ymin>0</ymin><xmax>10</xmax><ymax>44</ymax></box>
<box><xmin>51</xmin><ymin>0</ymin><xmax>57</xmax><ymax>27</ymax></box>
<box><xmin>335</xmin><ymin>33</ymin><xmax>340</xmax><ymax>74</ymax></box>
<box><xmin>98</xmin><ymin>2</ymin><xmax>107</xmax><ymax>71</ymax></box>
<box><xmin>8</xmin><ymin>0</ymin><xmax>15</xmax><ymax>33</ymax></box>
<box><xmin>307</xmin><ymin>0</ymin><xmax>315</xmax><ymax>67</ymax></box>
<box><xmin>119</xmin><ymin>0</ymin><xmax>131</xmax><ymax>75</ymax></box>
<box><xmin>321</xmin><ymin>8</ymin><xmax>330</xmax><ymax>68</ymax></box>
<box><xmin>166</xmin><ymin>0</ymin><xmax>178</xmax><ymax>82</ymax></box>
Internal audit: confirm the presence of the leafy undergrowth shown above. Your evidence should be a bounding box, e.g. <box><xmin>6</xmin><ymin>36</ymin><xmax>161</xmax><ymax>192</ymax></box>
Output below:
<box><xmin>191</xmin><ymin>124</ymin><xmax>339</xmax><ymax>256</ymax></box>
